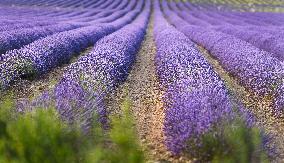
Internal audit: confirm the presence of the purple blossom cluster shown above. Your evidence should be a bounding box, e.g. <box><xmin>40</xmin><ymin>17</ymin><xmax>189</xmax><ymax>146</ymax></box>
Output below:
<box><xmin>153</xmin><ymin>1</ymin><xmax>253</xmax><ymax>155</ymax></box>
<box><xmin>162</xmin><ymin>1</ymin><xmax>284</xmax><ymax>115</ymax></box>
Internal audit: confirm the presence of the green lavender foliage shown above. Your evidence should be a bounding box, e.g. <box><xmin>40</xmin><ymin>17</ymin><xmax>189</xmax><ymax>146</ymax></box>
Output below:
<box><xmin>185</xmin><ymin>118</ymin><xmax>270</xmax><ymax>162</ymax></box>
<box><xmin>0</xmin><ymin>98</ymin><xmax>145</xmax><ymax>163</ymax></box>
<box><xmin>0</xmin><ymin>97</ymin><xmax>270</xmax><ymax>162</ymax></box>
<box><xmin>87</xmin><ymin>98</ymin><xmax>145</xmax><ymax>163</ymax></box>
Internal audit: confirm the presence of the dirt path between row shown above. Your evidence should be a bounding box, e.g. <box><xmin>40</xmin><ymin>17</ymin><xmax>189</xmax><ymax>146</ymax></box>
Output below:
<box><xmin>105</xmin><ymin>14</ymin><xmax>191</xmax><ymax>162</ymax></box>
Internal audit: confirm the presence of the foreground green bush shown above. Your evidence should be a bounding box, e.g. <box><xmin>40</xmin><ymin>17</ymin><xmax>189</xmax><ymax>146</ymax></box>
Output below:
<box><xmin>185</xmin><ymin>118</ymin><xmax>270</xmax><ymax>162</ymax></box>
<box><xmin>0</xmin><ymin>98</ymin><xmax>271</xmax><ymax>162</ymax></box>
<box><xmin>0</xmin><ymin>98</ymin><xmax>144</xmax><ymax>163</ymax></box>
<box><xmin>87</xmin><ymin>99</ymin><xmax>144</xmax><ymax>163</ymax></box>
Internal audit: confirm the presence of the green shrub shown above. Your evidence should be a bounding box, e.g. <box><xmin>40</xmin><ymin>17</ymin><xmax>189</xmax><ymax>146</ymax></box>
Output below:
<box><xmin>185</xmin><ymin>118</ymin><xmax>269</xmax><ymax>162</ymax></box>
<box><xmin>0</xmin><ymin>98</ymin><xmax>145</xmax><ymax>163</ymax></box>
<box><xmin>100</xmin><ymin>98</ymin><xmax>144</xmax><ymax>163</ymax></box>
<box><xmin>0</xmin><ymin>97</ymin><xmax>270</xmax><ymax>162</ymax></box>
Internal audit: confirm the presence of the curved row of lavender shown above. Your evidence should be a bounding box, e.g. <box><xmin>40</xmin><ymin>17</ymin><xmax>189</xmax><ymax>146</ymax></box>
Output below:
<box><xmin>75</xmin><ymin>0</ymin><xmax>137</xmax><ymax>24</ymax></box>
<box><xmin>0</xmin><ymin>0</ymin><xmax>130</xmax><ymax>25</ymax></box>
<box><xmin>171</xmin><ymin>1</ymin><xmax>284</xmax><ymax>28</ymax></box>
<box><xmin>0</xmin><ymin>0</ymin><xmax>138</xmax><ymax>58</ymax></box>
<box><xmin>0</xmin><ymin>0</ymin><xmax>131</xmax><ymax>27</ymax></box>
<box><xmin>212</xmin><ymin>25</ymin><xmax>284</xmax><ymax>61</ymax></box>
<box><xmin>0</xmin><ymin>0</ymin><xmax>144</xmax><ymax>90</ymax></box>
<box><xmin>59</xmin><ymin>0</ymin><xmax>132</xmax><ymax>22</ymax></box>
<box><xmin>153</xmin><ymin>0</ymin><xmax>253</xmax><ymax>155</ymax></box>
<box><xmin>0</xmin><ymin>8</ymin><xmax>77</xmax><ymax>24</ymax></box>
<box><xmin>0</xmin><ymin>0</ymin><xmax>108</xmax><ymax>9</ymax></box>
<box><xmin>0</xmin><ymin>0</ymin><xmax>131</xmax><ymax>28</ymax></box>
<box><xmin>0</xmin><ymin>23</ymin><xmax>84</xmax><ymax>56</ymax></box>
<box><xmin>167</xmin><ymin>2</ymin><xmax>284</xmax><ymax>61</ymax></box>
<box><xmin>0</xmin><ymin>0</ymin><xmax>137</xmax><ymax>54</ymax></box>
<box><xmin>8</xmin><ymin>0</ymin><xmax>127</xmax><ymax>10</ymax></box>
<box><xmin>170</xmin><ymin>1</ymin><xmax>284</xmax><ymax>27</ymax></box>
<box><xmin>0</xmin><ymin>5</ymin><xmax>132</xmax><ymax>34</ymax></box>
<box><xmin>22</xmin><ymin>0</ymin><xmax>150</xmax><ymax>131</ymax></box>
<box><xmin>0</xmin><ymin>21</ymin><xmax>57</xmax><ymax>32</ymax></box>
<box><xmin>161</xmin><ymin>1</ymin><xmax>284</xmax><ymax>116</ymax></box>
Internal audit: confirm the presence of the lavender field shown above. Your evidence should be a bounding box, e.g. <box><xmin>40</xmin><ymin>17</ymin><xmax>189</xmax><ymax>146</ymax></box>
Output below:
<box><xmin>0</xmin><ymin>0</ymin><xmax>283</xmax><ymax>162</ymax></box>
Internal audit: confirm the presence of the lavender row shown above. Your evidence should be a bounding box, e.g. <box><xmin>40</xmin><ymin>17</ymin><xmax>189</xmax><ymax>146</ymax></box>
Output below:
<box><xmin>0</xmin><ymin>0</ymin><xmax>126</xmax><ymax>22</ymax></box>
<box><xmin>191</xmin><ymin>10</ymin><xmax>284</xmax><ymax>34</ymax></box>
<box><xmin>61</xmin><ymin>0</ymin><xmax>137</xmax><ymax>25</ymax></box>
<box><xmin>16</xmin><ymin>0</ymin><xmax>134</xmax><ymax>25</ymax></box>
<box><xmin>0</xmin><ymin>0</ymin><xmax>143</xmax><ymax>90</ymax></box>
<box><xmin>1</xmin><ymin>0</ymin><xmax>141</xmax><ymax>55</ymax></box>
<box><xmin>0</xmin><ymin>0</ymin><xmax>141</xmax><ymax>61</ymax></box>
<box><xmin>84</xmin><ymin>1</ymin><xmax>137</xmax><ymax>24</ymax></box>
<box><xmin>0</xmin><ymin>0</ymin><xmax>90</xmax><ymax>8</ymax></box>
<box><xmin>0</xmin><ymin>0</ymin><xmax>130</xmax><ymax>23</ymax></box>
<box><xmin>212</xmin><ymin>25</ymin><xmax>284</xmax><ymax>61</ymax></box>
<box><xmin>0</xmin><ymin>25</ymin><xmax>113</xmax><ymax>89</ymax></box>
<box><xmin>170</xmin><ymin>1</ymin><xmax>284</xmax><ymax>27</ymax></box>
<box><xmin>0</xmin><ymin>20</ymin><xmax>57</xmax><ymax>32</ymax></box>
<box><xmin>0</xmin><ymin>0</ymin><xmax>132</xmax><ymax>25</ymax></box>
<box><xmin>213</xmin><ymin>11</ymin><xmax>283</xmax><ymax>26</ymax></box>
<box><xmin>25</xmin><ymin>0</ymin><xmax>150</xmax><ymax>130</ymax></box>
<box><xmin>212</xmin><ymin>11</ymin><xmax>284</xmax><ymax>26</ymax></box>
<box><xmin>171</xmin><ymin>5</ymin><xmax>284</xmax><ymax>38</ymax></box>
<box><xmin>174</xmin><ymin>7</ymin><xmax>275</xmax><ymax>27</ymax></box>
<box><xmin>227</xmin><ymin>11</ymin><xmax>284</xmax><ymax>26</ymax></box>
<box><xmin>1</xmin><ymin>9</ymin><xmax>93</xmax><ymax>25</ymax></box>
<box><xmin>162</xmin><ymin>2</ymin><xmax>284</xmax><ymax>115</ymax></box>
<box><xmin>0</xmin><ymin>18</ymin><xmax>57</xmax><ymax>26</ymax></box>
<box><xmin>0</xmin><ymin>7</ymin><xmax>71</xmax><ymax>21</ymax></box>
<box><xmin>0</xmin><ymin>23</ymin><xmax>84</xmax><ymax>56</ymax></box>
<box><xmin>154</xmin><ymin>0</ymin><xmax>253</xmax><ymax>155</ymax></box>
<box><xmin>169</xmin><ymin>6</ymin><xmax>284</xmax><ymax>61</ymax></box>
<box><xmin>0</xmin><ymin>0</ymin><xmax>111</xmax><ymax>9</ymax></box>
